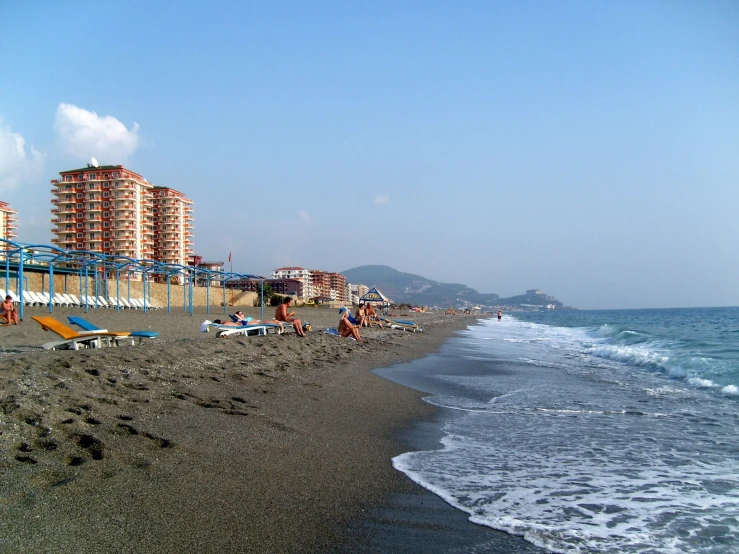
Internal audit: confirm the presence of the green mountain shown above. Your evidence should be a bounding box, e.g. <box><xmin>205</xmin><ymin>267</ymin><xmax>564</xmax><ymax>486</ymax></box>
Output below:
<box><xmin>342</xmin><ymin>265</ymin><xmax>567</xmax><ymax>308</ymax></box>
<box><xmin>342</xmin><ymin>265</ymin><xmax>500</xmax><ymax>307</ymax></box>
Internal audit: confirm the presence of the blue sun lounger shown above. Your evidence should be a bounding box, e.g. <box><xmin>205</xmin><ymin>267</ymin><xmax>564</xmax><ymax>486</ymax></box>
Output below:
<box><xmin>381</xmin><ymin>318</ymin><xmax>423</xmax><ymax>332</ymax></box>
<box><xmin>67</xmin><ymin>316</ymin><xmax>159</xmax><ymax>343</ymax></box>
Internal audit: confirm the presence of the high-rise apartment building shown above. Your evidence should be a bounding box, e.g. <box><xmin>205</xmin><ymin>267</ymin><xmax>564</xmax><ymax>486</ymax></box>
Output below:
<box><xmin>151</xmin><ymin>187</ymin><xmax>194</xmax><ymax>265</ymax></box>
<box><xmin>50</xmin><ymin>165</ymin><xmax>193</xmax><ymax>265</ymax></box>
<box><xmin>0</xmin><ymin>201</ymin><xmax>18</xmax><ymax>244</ymax></box>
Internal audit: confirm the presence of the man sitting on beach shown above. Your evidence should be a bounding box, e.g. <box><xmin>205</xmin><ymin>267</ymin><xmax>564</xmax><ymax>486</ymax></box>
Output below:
<box><xmin>0</xmin><ymin>295</ymin><xmax>19</xmax><ymax>326</ymax></box>
<box><xmin>364</xmin><ymin>303</ymin><xmax>384</xmax><ymax>329</ymax></box>
<box><xmin>275</xmin><ymin>297</ymin><xmax>306</xmax><ymax>337</ymax></box>
<box><xmin>339</xmin><ymin>307</ymin><xmax>364</xmax><ymax>342</ymax></box>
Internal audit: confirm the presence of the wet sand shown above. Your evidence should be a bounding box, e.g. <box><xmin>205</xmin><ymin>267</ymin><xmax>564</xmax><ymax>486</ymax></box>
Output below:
<box><xmin>0</xmin><ymin>306</ymin><xmax>501</xmax><ymax>553</ymax></box>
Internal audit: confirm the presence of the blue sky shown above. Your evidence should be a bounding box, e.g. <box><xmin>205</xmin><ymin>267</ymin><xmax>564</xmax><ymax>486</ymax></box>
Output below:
<box><xmin>1</xmin><ymin>1</ymin><xmax>737</xmax><ymax>309</ymax></box>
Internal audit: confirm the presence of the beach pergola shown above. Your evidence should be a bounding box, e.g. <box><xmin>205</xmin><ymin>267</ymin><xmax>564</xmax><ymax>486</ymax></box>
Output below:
<box><xmin>0</xmin><ymin>238</ymin><xmax>265</xmax><ymax>319</ymax></box>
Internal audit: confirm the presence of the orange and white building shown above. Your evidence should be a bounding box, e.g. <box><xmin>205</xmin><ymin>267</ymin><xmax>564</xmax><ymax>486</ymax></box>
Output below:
<box><xmin>50</xmin><ymin>165</ymin><xmax>193</xmax><ymax>265</ymax></box>
<box><xmin>151</xmin><ymin>187</ymin><xmax>194</xmax><ymax>265</ymax></box>
<box><xmin>270</xmin><ymin>266</ymin><xmax>347</xmax><ymax>302</ymax></box>
<box><xmin>0</xmin><ymin>201</ymin><xmax>18</xmax><ymax>244</ymax></box>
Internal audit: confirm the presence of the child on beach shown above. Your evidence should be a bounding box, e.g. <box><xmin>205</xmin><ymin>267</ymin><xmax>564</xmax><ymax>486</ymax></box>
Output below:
<box><xmin>0</xmin><ymin>295</ymin><xmax>19</xmax><ymax>326</ymax></box>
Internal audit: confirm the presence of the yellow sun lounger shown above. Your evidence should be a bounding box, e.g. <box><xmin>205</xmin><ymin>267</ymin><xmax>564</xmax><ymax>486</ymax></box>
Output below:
<box><xmin>32</xmin><ymin>316</ymin><xmax>135</xmax><ymax>350</ymax></box>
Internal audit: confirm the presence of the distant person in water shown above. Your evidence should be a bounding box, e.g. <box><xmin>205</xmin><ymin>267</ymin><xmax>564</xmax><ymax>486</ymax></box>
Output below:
<box><xmin>497</xmin><ymin>310</ymin><xmax>503</xmax><ymax>321</ymax></box>
<box><xmin>275</xmin><ymin>297</ymin><xmax>306</xmax><ymax>337</ymax></box>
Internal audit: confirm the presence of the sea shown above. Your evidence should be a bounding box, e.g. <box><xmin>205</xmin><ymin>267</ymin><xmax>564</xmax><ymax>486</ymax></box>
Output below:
<box><xmin>375</xmin><ymin>307</ymin><xmax>739</xmax><ymax>554</ymax></box>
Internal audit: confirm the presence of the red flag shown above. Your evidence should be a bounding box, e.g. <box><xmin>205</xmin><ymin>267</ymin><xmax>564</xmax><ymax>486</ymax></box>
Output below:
<box><xmin>228</xmin><ymin>251</ymin><xmax>232</xmax><ymax>263</ymax></box>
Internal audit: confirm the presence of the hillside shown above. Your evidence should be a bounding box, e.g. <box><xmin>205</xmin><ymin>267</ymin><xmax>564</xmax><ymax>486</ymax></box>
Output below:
<box><xmin>342</xmin><ymin>265</ymin><xmax>500</xmax><ymax>307</ymax></box>
<box><xmin>343</xmin><ymin>265</ymin><xmax>567</xmax><ymax>309</ymax></box>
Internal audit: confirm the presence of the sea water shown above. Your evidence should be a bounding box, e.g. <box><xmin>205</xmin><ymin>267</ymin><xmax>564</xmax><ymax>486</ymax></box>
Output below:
<box><xmin>376</xmin><ymin>307</ymin><xmax>739</xmax><ymax>553</ymax></box>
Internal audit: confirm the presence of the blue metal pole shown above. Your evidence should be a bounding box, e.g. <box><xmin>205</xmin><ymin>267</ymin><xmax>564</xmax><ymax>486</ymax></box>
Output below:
<box><xmin>48</xmin><ymin>265</ymin><xmax>54</xmax><ymax>313</ymax></box>
<box><xmin>84</xmin><ymin>266</ymin><xmax>89</xmax><ymax>313</ymax></box>
<box><xmin>17</xmin><ymin>248</ymin><xmax>24</xmax><ymax>321</ymax></box>
<box><xmin>260</xmin><ymin>279</ymin><xmax>264</xmax><ymax>319</ymax></box>
<box><xmin>115</xmin><ymin>269</ymin><xmax>121</xmax><ymax>312</ymax></box>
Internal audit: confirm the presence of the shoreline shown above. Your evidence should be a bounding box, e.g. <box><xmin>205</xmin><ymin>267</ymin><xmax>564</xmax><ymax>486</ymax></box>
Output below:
<box><xmin>0</xmin><ymin>306</ymin><xmax>500</xmax><ymax>552</ymax></box>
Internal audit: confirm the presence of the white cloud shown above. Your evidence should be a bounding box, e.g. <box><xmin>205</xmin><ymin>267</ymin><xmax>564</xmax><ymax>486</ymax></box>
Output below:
<box><xmin>54</xmin><ymin>103</ymin><xmax>140</xmax><ymax>164</ymax></box>
<box><xmin>297</xmin><ymin>209</ymin><xmax>312</xmax><ymax>224</ymax></box>
<box><xmin>0</xmin><ymin>118</ymin><xmax>45</xmax><ymax>192</ymax></box>
<box><xmin>373</xmin><ymin>193</ymin><xmax>390</xmax><ymax>205</ymax></box>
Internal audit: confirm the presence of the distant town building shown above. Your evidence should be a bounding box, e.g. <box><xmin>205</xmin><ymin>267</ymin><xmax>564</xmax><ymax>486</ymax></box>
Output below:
<box><xmin>347</xmin><ymin>283</ymin><xmax>369</xmax><ymax>305</ymax></box>
<box><xmin>270</xmin><ymin>266</ymin><xmax>347</xmax><ymax>302</ymax></box>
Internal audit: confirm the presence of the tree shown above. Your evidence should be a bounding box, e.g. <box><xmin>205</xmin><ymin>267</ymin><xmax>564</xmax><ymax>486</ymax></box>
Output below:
<box><xmin>253</xmin><ymin>282</ymin><xmax>274</xmax><ymax>306</ymax></box>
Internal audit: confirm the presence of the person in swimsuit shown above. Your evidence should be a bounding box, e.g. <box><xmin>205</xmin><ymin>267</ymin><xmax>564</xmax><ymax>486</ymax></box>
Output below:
<box><xmin>275</xmin><ymin>297</ymin><xmax>306</xmax><ymax>337</ymax></box>
<box><xmin>0</xmin><ymin>295</ymin><xmax>19</xmax><ymax>325</ymax></box>
<box><xmin>339</xmin><ymin>307</ymin><xmax>363</xmax><ymax>341</ymax></box>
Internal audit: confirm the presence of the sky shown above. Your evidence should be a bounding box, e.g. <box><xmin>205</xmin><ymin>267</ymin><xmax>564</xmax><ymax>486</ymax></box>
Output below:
<box><xmin>1</xmin><ymin>1</ymin><xmax>737</xmax><ymax>310</ymax></box>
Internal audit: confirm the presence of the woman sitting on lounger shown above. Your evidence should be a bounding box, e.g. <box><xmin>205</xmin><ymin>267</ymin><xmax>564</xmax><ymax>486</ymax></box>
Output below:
<box><xmin>339</xmin><ymin>307</ymin><xmax>364</xmax><ymax>342</ymax></box>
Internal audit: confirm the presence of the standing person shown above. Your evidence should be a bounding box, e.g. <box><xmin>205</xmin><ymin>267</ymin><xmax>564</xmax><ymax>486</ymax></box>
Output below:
<box><xmin>497</xmin><ymin>309</ymin><xmax>503</xmax><ymax>321</ymax></box>
<box><xmin>339</xmin><ymin>307</ymin><xmax>364</xmax><ymax>341</ymax></box>
<box><xmin>0</xmin><ymin>295</ymin><xmax>19</xmax><ymax>325</ymax></box>
<box><xmin>275</xmin><ymin>297</ymin><xmax>306</xmax><ymax>337</ymax></box>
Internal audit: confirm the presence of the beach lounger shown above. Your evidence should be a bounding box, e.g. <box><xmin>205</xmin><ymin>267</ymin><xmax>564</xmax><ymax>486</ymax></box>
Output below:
<box><xmin>382</xmin><ymin>318</ymin><xmax>423</xmax><ymax>332</ymax></box>
<box><xmin>209</xmin><ymin>323</ymin><xmax>274</xmax><ymax>338</ymax></box>
<box><xmin>67</xmin><ymin>316</ymin><xmax>159</xmax><ymax>343</ymax></box>
<box><xmin>32</xmin><ymin>316</ymin><xmax>135</xmax><ymax>350</ymax></box>
<box><xmin>203</xmin><ymin>318</ymin><xmax>282</xmax><ymax>337</ymax></box>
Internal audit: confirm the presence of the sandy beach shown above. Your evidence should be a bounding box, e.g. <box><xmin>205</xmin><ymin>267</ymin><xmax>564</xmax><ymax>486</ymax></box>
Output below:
<box><xmin>0</xmin><ymin>305</ymin><xmax>482</xmax><ymax>553</ymax></box>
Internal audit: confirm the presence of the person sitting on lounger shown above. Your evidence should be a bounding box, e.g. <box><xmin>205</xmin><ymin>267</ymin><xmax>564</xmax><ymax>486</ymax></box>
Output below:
<box><xmin>339</xmin><ymin>307</ymin><xmax>364</xmax><ymax>342</ymax></box>
<box><xmin>1</xmin><ymin>295</ymin><xmax>19</xmax><ymax>326</ymax></box>
<box><xmin>275</xmin><ymin>297</ymin><xmax>306</xmax><ymax>337</ymax></box>
<box><xmin>364</xmin><ymin>303</ymin><xmax>384</xmax><ymax>329</ymax></box>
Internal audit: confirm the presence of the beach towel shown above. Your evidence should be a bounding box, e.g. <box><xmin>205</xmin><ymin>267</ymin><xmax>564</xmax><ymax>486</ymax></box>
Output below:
<box><xmin>323</xmin><ymin>328</ymin><xmax>356</xmax><ymax>340</ymax></box>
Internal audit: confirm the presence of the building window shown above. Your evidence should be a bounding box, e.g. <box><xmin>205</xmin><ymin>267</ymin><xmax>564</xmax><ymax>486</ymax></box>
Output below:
<box><xmin>104</xmin><ymin>242</ymin><xmax>110</xmax><ymax>248</ymax></box>
<box><xmin>103</xmin><ymin>221</ymin><xmax>110</xmax><ymax>228</ymax></box>
<box><xmin>76</xmin><ymin>203</ymin><xmax>83</xmax><ymax>209</ymax></box>
<box><xmin>77</xmin><ymin>233</ymin><xmax>83</xmax><ymax>238</ymax></box>
<box><xmin>76</xmin><ymin>213</ymin><xmax>83</xmax><ymax>219</ymax></box>
<box><xmin>88</xmin><ymin>184</ymin><xmax>95</xmax><ymax>190</ymax></box>
<box><xmin>77</xmin><ymin>243</ymin><xmax>83</xmax><ymax>249</ymax></box>
<box><xmin>103</xmin><ymin>191</ymin><xmax>109</xmax><ymax>197</ymax></box>
<box><xmin>76</xmin><ymin>193</ymin><xmax>83</xmax><ymax>198</ymax></box>
<box><xmin>103</xmin><ymin>202</ymin><xmax>109</xmax><ymax>208</ymax></box>
<box><xmin>77</xmin><ymin>222</ymin><xmax>83</xmax><ymax>228</ymax></box>
<box><xmin>104</xmin><ymin>232</ymin><xmax>110</xmax><ymax>238</ymax></box>
<box><xmin>78</xmin><ymin>174</ymin><xmax>84</xmax><ymax>179</ymax></box>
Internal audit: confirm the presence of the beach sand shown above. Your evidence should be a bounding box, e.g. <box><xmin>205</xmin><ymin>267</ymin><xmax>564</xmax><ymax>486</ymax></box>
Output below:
<box><xmin>0</xmin><ymin>306</ymin><xmax>509</xmax><ymax>553</ymax></box>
